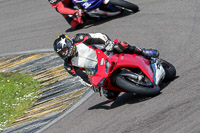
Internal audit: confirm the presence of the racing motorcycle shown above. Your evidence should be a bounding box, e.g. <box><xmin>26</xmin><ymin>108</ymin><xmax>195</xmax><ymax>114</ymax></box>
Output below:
<box><xmin>72</xmin><ymin>0</ymin><xmax>139</xmax><ymax>19</ymax></box>
<box><xmin>85</xmin><ymin>39</ymin><xmax>176</xmax><ymax>98</ymax></box>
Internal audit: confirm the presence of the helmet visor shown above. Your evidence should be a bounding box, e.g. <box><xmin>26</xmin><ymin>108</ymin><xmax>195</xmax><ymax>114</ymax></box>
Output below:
<box><xmin>58</xmin><ymin>47</ymin><xmax>69</xmax><ymax>59</ymax></box>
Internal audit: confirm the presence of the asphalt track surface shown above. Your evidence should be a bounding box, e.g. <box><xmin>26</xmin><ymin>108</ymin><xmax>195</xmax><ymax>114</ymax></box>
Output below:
<box><xmin>1</xmin><ymin>0</ymin><xmax>200</xmax><ymax>133</ymax></box>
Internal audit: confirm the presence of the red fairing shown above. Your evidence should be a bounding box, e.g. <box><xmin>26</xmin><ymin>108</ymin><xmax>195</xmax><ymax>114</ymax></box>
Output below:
<box><xmin>114</xmin><ymin>54</ymin><xmax>153</xmax><ymax>82</ymax></box>
<box><xmin>89</xmin><ymin>49</ymin><xmax>154</xmax><ymax>92</ymax></box>
<box><xmin>50</xmin><ymin>0</ymin><xmax>76</xmax><ymax>15</ymax></box>
<box><xmin>89</xmin><ymin>50</ymin><xmax>108</xmax><ymax>87</ymax></box>
<box><xmin>113</xmin><ymin>38</ymin><xmax>120</xmax><ymax>43</ymax></box>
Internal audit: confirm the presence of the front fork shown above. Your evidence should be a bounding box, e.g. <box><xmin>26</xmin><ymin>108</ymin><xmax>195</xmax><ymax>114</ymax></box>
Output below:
<box><xmin>150</xmin><ymin>58</ymin><xmax>166</xmax><ymax>85</ymax></box>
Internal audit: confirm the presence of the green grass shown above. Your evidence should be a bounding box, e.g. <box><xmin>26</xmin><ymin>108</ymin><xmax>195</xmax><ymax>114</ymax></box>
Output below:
<box><xmin>0</xmin><ymin>72</ymin><xmax>40</xmax><ymax>130</ymax></box>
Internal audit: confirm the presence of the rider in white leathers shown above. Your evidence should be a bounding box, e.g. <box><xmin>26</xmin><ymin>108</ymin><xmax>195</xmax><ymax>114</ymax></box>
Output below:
<box><xmin>53</xmin><ymin>33</ymin><xmax>159</xmax><ymax>100</ymax></box>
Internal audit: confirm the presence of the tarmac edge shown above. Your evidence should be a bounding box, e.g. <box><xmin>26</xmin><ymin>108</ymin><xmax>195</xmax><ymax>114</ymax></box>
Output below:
<box><xmin>0</xmin><ymin>49</ymin><xmax>53</xmax><ymax>57</ymax></box>
<box><xmin>35</xmin><ymin>90</ymin><xmax>94</xmax><ymax>133</ymax></box>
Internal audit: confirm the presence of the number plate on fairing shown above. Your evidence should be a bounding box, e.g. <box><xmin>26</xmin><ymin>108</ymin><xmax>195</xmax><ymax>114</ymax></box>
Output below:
<box><xmin>150</xmin><ymin>59</ymin><xmax>165</xmax><ymax>85</ymax></box>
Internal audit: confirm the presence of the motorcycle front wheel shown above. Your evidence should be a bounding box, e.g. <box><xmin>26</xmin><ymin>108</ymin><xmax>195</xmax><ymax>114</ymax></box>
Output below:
<box><xmin>160</xmin><ymin>59</ymin><xmax>176</xmax><ymax>82</ymax></box>
<box><xmin>108</xmin><ymin>0</ymin><xmax>139</xmax><ymax>12</ymax></box>
<box><xmin>115</xmin><ymin>75</ymin><xmax>160</xmax><ymax>96</ymax></box>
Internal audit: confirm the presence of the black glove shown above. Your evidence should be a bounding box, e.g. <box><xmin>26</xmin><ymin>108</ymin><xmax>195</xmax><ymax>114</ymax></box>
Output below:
<box><xmin>64</xmin><ymin>61</ymin><xmax>77</xmax><ymax>76</ymax></box>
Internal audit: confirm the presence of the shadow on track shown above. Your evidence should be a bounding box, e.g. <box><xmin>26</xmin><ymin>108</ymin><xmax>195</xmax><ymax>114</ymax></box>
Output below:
<box><xmin>66</xmin><ymin>10</ymin><xmax>139</xmax><ymax>32</ymax></box>
<box><xmin>88</xmin><ymin>93</ymin><xmax>153</xmax><ymax>110</ymax></box>
<box><xmin>160</xmin><ymin>76</ymin><xmax>179</xmax><ymax>91</ymax></box>
<box><xmin>88</xmin><ymin>76</ymin><xmax>179</xmax><ymax>110</ymax></box>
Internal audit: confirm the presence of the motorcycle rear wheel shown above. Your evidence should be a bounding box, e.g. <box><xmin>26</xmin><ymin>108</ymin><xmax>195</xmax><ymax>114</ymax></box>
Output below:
<box><xmin>108</xmin><ymin>0</ymin><xmax>139</xmax><ymax>12</ymax></box>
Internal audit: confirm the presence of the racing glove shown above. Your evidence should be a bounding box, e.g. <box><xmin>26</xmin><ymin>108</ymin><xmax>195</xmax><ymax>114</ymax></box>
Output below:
<box><xmin>74</xmin><ymin>9</ymin><xmax>83</xmax><ymax>18</ymax></box>
<box><xmin>105</xmin><ymin>40</ymin><xmax>115</xmax><ymax>51</ymax></box>
<box><xmin>73</xmin><ymin>9</ymin><xmax>84</xmax><ymax>24</ymax></box>
<box><xmin>64</xmin><ymin>61</ymin><xmax>77</xmax><ymax>76</ymax></box>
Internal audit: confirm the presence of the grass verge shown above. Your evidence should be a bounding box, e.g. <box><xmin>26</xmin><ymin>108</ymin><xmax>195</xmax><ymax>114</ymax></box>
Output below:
<box><xmin>0</xmin><ymin>72</ymin><xmax>40</xmax><ymax>130</ymax></box>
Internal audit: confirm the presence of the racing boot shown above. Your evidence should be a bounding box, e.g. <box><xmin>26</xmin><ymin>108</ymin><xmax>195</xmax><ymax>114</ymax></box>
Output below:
<box><xmin>102</xmin><ymin>88</ymin><xmax>120</xmax><ymax>101</ymax></box>
<box><xmin>141</xmin><ymin>49</ymin><xmax>159</xmax><ymax>58</ymax></box>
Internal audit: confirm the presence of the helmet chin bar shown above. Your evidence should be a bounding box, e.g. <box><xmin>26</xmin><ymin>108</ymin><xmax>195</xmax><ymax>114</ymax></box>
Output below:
<box><xmin>61</xmin><ymin>48</ymin><xmax>69</xmax><ymax>56</ymax></box>
<box><xmin>69</xmin><ymin>45</ymin><xmax>77</xmax><ymax>57</ymax></box>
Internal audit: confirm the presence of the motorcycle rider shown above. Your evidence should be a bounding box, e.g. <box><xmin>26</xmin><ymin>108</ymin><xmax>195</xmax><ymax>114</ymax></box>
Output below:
<box><xmin>53</xmin><ymin>33</ymin><xmax>159</xmax><ymax>101</ymax></box>
<box><xmin>48</xmin><ymin>0</ymin><xmax>84</xmax><ymax>30</ymax></box>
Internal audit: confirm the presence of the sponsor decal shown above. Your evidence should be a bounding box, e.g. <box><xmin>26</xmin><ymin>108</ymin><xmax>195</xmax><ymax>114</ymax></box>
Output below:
<box><xmin>83</xmin><ymin>2</ymin><xmax>91</xmax><ymax>9</ymax></box>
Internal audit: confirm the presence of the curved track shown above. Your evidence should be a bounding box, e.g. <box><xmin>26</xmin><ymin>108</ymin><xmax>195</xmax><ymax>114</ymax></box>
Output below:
<box><xmin>1</xmin><ymin>0</ymin><xmax>200</xmax><ymax>133</ymax></box>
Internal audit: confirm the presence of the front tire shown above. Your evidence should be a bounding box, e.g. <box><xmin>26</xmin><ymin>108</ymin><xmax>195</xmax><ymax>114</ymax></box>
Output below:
<box><xmin>161</xmin><ymin>59</ymin><xmax>176</xmax><ymax>82</ymax></box>
<box><xmin>108</xmin><ymin>0</ymin><xmax>139</xmax><ymax>12</ymax></box>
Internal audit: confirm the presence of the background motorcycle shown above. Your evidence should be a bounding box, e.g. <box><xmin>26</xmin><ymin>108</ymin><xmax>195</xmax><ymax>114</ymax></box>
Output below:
<box><xmin>72</xmin><ymin>0</ymin><xmax>139</xmax><ymax>19</ymax></box>
<box><xmin>86</xmin><ymin>39</ymin><xmax>176</xmax><ymax>99</ymax></box>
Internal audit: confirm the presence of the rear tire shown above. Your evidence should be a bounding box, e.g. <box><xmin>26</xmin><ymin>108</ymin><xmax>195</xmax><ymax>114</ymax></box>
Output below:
<box><xmin>108</xmin><ymin>0</ymin><xmax>139</xmax><ymax>12</ymax></box>
<box><xmin>161</xmin><ymin>59</ymin><xmax>176</xmax><ymax>82</ymax></box>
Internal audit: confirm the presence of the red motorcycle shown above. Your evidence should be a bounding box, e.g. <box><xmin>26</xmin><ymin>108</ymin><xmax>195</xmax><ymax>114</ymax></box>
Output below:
<box><xmin>86</xmin><ymin>39</ymin><xmax>176</xmax><ymax>99</ymax></box>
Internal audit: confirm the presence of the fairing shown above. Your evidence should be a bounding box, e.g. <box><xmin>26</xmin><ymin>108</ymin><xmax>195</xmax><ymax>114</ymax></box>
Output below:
<box><xmin>89</xmin><ymin>49</ymin><xmax>155</xmax><ymax>90</ymax></box>
<box><xmin>112</xmin><ymin>54</ymin><xmax>154</xmax><ymax>82</ymax></box>
<box><xmin>150</xmin><ymin>59</ymin><xmax>166</xmax><ymax>85</ymax></box>
<box><xmin>72</xmin><ymin>0</ymin><xmax>103</xmax><ymax>10</ymax></box>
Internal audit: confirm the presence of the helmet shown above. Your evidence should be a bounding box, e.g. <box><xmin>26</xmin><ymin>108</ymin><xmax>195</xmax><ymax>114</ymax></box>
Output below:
<box><xmin>53</xmin><ymin>34</ymin><xmax>76</xmax><ymax>60</ymax></box>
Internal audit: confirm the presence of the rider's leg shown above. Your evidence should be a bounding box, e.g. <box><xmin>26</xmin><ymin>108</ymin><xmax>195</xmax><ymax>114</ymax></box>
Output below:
<box><xmin>102</xmin><ymin>88</ymin><xmax>120</xmax><ymax>101</ymax></box>
<box><xmin>113</xmin><ymin>41</ymin><xmax>159</xmax><ymax>58</ymax></box>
